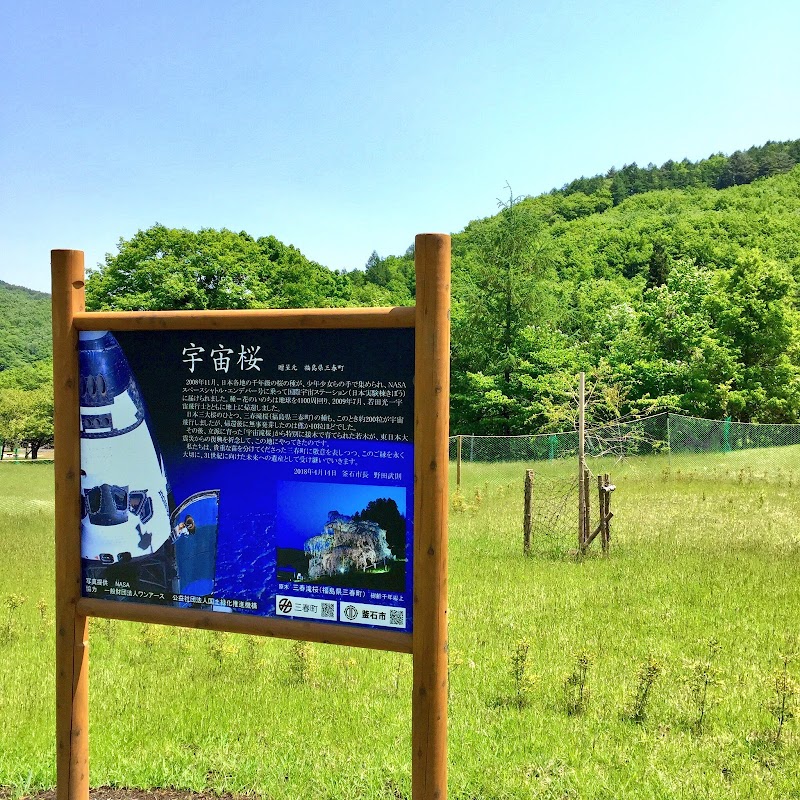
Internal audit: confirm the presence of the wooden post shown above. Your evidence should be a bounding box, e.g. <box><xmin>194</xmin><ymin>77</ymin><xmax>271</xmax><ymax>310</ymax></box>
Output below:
<box><xmin>523</xmin><ymin>470</ymin><xmax>534</xmax><ymax>555</ymax></box>
<box><xmin>597</xmin><ymin>475</ymin><xmax>604</xmax><ymax>553</ymax></box>
<box><xmin>456</xmin><ymin>435</ymin><xmax>463</xmax><ymax>489</ymax></box>
<box><xmin>412</xmin><ymin>233</ymin><xmax>450</xmax><ymax>800</ymax></box>
<box><xmin>578</xmin><ymin>372</ymin><xmax>585</xmax><ymax>552</ymax></box>
<box><xmin>666</xmin><ymin>412</ymin><xmax>672</xmax><ymax>469</ymax></box>
<box><xmin>583</xmin><ymin>467</ymin><xmax>591</xmax><ymax>555</ymax></box>
<box><xmin>52</xmin><ymin>250</ymin><xmax>89</xmax><ymax>800</ymax></box>
<box><xmin>602</xmin><ymin>473</ymin><xmax>611</xmax><ymax>554</ymax></box>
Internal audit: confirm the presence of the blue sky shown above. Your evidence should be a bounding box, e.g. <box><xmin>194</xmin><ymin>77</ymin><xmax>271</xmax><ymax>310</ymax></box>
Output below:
<box><xmin>2</xmin><ymin>0</ymin><xmax>799</xmax><ymax>293</ymax></box>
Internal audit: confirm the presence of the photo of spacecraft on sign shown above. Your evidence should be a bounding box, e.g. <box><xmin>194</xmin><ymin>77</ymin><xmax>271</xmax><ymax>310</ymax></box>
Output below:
<box><xmin>78</xmin><ymin>331</ymin><xmax>219</xmax><ymax>604</ymax></box>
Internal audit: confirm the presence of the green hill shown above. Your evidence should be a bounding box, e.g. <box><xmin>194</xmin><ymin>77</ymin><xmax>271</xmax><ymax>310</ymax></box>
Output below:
<box><xmin>0</xmin><ymin>280</ymin><xmax>52</xmax><ymax>371</ymax></box>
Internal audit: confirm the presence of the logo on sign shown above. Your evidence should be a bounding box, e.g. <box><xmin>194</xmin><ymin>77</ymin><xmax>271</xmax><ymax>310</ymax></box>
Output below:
<box><xmin>343</xmin><ymin>604</ymin><xmax>358</xmax><ymax>620</ymax></box>
<box><xmin>278</xmin><ymin>597</ymin><xmax>293</xmax><ymax>614</ymax></box>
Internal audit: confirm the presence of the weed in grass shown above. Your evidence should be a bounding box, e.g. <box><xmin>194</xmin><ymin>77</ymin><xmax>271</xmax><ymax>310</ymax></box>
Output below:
<box><xmin>450</xmin><ymin>486</ymin><xmax>485</xmax><ymax>514</ymax></box>
<box><xmin>174</xmin><ymin>624</ymin><xmax>187</xmax><ymax>651</ymax></box>
<box><xmin>524</xmin><ymin>759</ymin><xmax>578</xmax><ymax>799</ymax></box>
<box><xmin>491</xmin><ymin>639</ymin><xmax>538</xmax><ymax>710</ymax></box>
<box><xmin>207</xmin><ymin>630</ymin><xmax>238</xmax><ymax>667</ymax></box>
<box><xmin>683</xmin><ymin>637</ymin><xmax>721</xmax><ymax>736</ymax></box>
<box><xmin>509</xmin><ymin>639</ymin><xmax>537</xmax><ymax>709</ymax></box>
<box><xmin>35</xmin><ymin>598</ymin><xmax>50</xmax><ymax>638</ymax></box>
<box><xmin>244</xmin><ymin>633</ymin><xmax>259</xmax><ymax>662</ymax></box>
<box><xmin>1</xmin><ymin>593</ymin><xmax>27</xmax><ymax>642</ymax></box>
<box><xmin>563</xmin><ymin>649</ymin><xmax>593</xmax><ymax>716</ymax></box>
<box><xmin>140</xmin><ymin>622</ymin><xmax>166</xmax><ymax>649</ymax></box>
<box><xmin>287</xmin><ymin>639</ymin><xmax>318</xmax><ymax>685</ymax></box>
<box><xmin>765</xmin><ymin>648</ymin><xmax>798</xmax><ymax>743</ymax></box>
<box><xmin>6</xmin><ymin>458</ymin><xmax>800</xmax><ymax>798</ymax></box>
<box><xmin>451</xmin><ymin>489</ymin><xmax>468</xmax><ymax>513</ymax></box>
<box><xmin>447</xmin><ymin>649</ymin><xmax>470</xmax><ymax>703</ymax></box>
<box><xmin>92</xmin><ymin>616</ymin><xmax>117</xmax><ymax>643</ymax></box>
<box><xmin>342</xmin><ymin>655</ymin><xmax>358</xmax><ymax>688</ymax></box>
<box><xmin>395</xmin><ymin>653</ymin><xmax>405</xmax><ymax>694</ymax></box>
<box><xmin>382</xmin><ymin>778</ymin><xmax>408</xmax><ymax>800</ymax></box>
<box><xmin>625</xmin><ymin>655</ymin><xmax>663</xmax><ymax>723</ymax></box>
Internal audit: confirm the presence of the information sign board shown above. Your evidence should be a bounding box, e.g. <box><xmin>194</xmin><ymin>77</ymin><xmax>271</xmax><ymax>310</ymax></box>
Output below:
<box><xmin>78</xmin><ymin>327</ymin><xmax>415</xmax><ymax>632</ymax></box>
<box><xmin>53</xmin><ymin>234</ymin><xmax>450</xmax><ymax>800</ymax></box>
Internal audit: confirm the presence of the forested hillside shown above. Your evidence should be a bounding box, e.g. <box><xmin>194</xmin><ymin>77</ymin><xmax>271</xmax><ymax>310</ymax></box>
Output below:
<box><xmin>447</xmin><ymin>165</ymin><xmax>800</xmax><ymax>432</ymax></box>
<box><xmin>358</xmin><ymin>141</ymin><xmax>800</xmax><ymax>431</ymax></box>
<box><xmin>4</xmin><ymin>139</ymin><xmax>800</xmax><ymax>447</ymax></box>
<box><xmin>0</xmin><ymin>280</ymin><xmax>51</xmax><ymax>370</ymax></box>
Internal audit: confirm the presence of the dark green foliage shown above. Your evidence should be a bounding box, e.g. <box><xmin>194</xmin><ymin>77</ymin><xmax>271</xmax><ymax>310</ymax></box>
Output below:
<box><xmin>446</xmin><ymin>164</ymin><xmax>800</xmax><ymax>430</ymax></box>
<box><xmin>355</xmin><ymin>497</ymin><xmax>406</xmax><ymax>559</ymax></box>
<box><xmin>558</xmin><ymin>139</ymin><xmax>799</xmax><ymax>202</ymax></box>
<box><xmin>348</xmin><ymin>248</ymin><xmax>415</xmax><ymax>305</ymax></box>
<box><xmin>450</xmin><ymin>187</ymin><xmax>558</xmax><ymax>434</ymax></box>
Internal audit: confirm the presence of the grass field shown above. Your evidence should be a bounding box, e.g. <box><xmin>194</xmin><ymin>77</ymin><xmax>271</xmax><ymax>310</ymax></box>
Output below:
<box><xmin>1</xmin><ymin>450</ymin><xmax>799</xmax><ymax>800</ymax></box>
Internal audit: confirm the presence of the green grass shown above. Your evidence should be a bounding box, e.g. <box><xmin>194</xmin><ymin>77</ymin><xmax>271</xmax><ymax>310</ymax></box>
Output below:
<box><xmin>1</xmin><ymin>450</ymin><xmax>799</xmax><ymax>799</ymax></box>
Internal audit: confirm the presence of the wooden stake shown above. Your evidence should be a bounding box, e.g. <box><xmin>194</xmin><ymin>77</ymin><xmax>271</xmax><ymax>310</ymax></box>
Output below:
<box><xmin>523</xmin><ymin>469</ymin><xmax>534</xmax><ymax>555</ymax></box>
<box><xmin>578</xmin><ymin>372</ymin><xmax>585</xmax><ymax>551</ymax></box>
<box><xmin>456</xmin><ymin>435</ymin><xmax>463</xmax><ymax>489</ymax></box>
<box><xmin>412</xmin><ymin>233</ymin><xmax>450</xmax><ymax>800</ymax></box>
<box><xmin>602</xmin><ymin>473</ymin><xmax>611</xmax><ymax>554</ymax></box>
<box><xmin>583</xmin><ymin>467</ymin><xmax>591</xmax><ymax>555</ymax></box>
<box><xmin>52</xmin><ymin>250</ymin><xmax>89</xmax><ymax>800</ymax></box>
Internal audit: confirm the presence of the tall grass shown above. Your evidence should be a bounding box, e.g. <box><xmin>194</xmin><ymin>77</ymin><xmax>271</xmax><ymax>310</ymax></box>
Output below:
<box><xmin>1</xmin><ymin>450</ymin><xmax>799</xmax><ymax>799</ymax></box>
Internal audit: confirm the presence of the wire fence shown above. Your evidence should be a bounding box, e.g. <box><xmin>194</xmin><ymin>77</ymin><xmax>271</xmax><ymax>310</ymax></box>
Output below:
<box><xmin>449</xmin><ymin>413</ymin><xmax>800</xmax><ymax>556</ymax></box>
<box><xmin>449</xmin><ymin>412</ymin><xmax>800</xmax><ymax>467</ymax></box>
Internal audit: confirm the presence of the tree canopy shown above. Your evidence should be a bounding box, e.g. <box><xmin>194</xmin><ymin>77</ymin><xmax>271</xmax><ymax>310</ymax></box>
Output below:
<box><xmin>86</xmin><ymin>225</ymin><xmax>353</xmax><ymax>311</ymax></box>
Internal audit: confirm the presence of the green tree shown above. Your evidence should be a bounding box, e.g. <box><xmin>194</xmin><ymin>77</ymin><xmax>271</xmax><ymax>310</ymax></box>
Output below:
<box><xmin>0</xmin><ymin>384</ymin><xmax>53</xmax><ymax>458</ymax></box>
<box><xmin>717</xmin><ymin>150</ymin><xmax>758</xmax><ymax>188</ymax></box>
<box><xmin>712</xmin><ymin>250</ymin><xmax>800</xmax><ymax>420</ymax></box>
<box><xmin>86</xmin><ymin>224</ymin><xmax>352</xmax><ymax>311</ymax></box>
<box><xmin>451</xmin><ymin>187</ymin><xmax>555</xmax><ymax>433</ymax></box>
<box><xmin>0</xmin><ymin>361</ymin><xmax>54</xmax><ymax>458</ymax></box>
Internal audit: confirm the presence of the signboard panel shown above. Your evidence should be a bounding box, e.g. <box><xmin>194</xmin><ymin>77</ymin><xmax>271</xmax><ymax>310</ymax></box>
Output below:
<box><xmin>78</xmin><ymin>327</ymin><xmax>415</xmax><ymax>633</ymax></box>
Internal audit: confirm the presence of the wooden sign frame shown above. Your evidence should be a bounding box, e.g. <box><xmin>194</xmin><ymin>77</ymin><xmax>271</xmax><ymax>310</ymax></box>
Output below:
<box><xmin>51</xmin><ymin>234</ymin><xmax>450</xmax><ymax>800</ymax></box>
